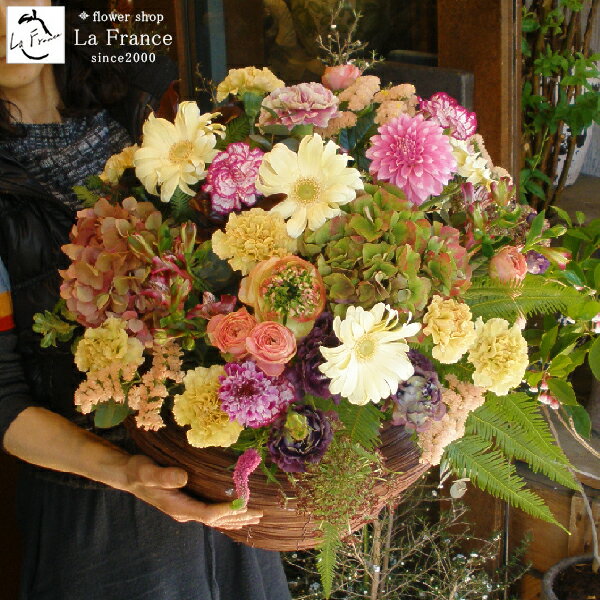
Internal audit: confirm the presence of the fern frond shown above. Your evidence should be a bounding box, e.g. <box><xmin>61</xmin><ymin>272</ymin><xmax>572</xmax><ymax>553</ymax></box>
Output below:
<box><xmin>169</xmin><ymin>188</ymin><xmax>195</xmax><ymax>223</ymax></box>
<box><xmin>444</xmin><ymin>435</ymin><xmax>564</xmax><ymax>528</ymax></box>
<box><xmin>465</xmin><ymin>275</ymin><xmax>586</xmax><ymax>320</ymax></box>
<box><xmin>336</xmin><ymin>400</ymin><xmax>384</xmax><ymax>450</ymax></box>
<box><xmin>217</xmin><ymin>116</ymin><xmax>251</xmax><ymax>149</ymax></box>
<box><xmin>73</xmin><ymin>185</ymin><xmax>100</xmax><ymax>208</ymax></box>
<box><xmin>466</xmin><ymin>395</ymin><xmax>578</xmax><ymax>490</ymax></box>
<box><xmin>316</xmin><ymin>522</ymin><xmax>342</xmax><ymax>599</ymax></box>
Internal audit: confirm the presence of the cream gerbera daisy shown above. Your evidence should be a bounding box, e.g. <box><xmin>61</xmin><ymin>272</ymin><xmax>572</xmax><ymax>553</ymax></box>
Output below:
<box><xmin>319</xmin><ymin>304</ymin><xmax>421</xmax><ymax>405</ymax></box>
<box><xmin>256</xmin><ymin>133</ymin><xmax>363</xmax><ymax>238</ymax></box>
<box><xmin>134</xmin><ymin>102</ymin><xmax>224</xmax><ymax>203</ymax></box>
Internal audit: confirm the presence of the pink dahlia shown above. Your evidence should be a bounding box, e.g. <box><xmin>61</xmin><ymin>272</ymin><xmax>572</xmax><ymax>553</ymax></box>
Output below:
<box><xmin>258</xmin><ymin>82</ymin><xmax>340</xmax><ymax>130</ymax></box>
<box><xmin>419</xmin><ymin>92</ymin><xmax>477</xmax><ymax>141</ymax></box>
<box><xmin>202</xmin><ymin>142</ymin><xmax>264</xmax><ymax>215</ymax></box>
<box><xmin>218</xmin><ymin>360</ymin><xmax>296</xmax><ymax>428</ymax></box>
<box><xmin>366</xmin><ymin>113</ymin><xmax>457</xmax><ymax>206</ymax></box>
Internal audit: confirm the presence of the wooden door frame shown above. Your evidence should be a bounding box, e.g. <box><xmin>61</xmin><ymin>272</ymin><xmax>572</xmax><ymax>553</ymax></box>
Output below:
<box><xmin>438</xmin><ymin>0</ymin><xmax>522</xmax><ymax>179</ymax></box>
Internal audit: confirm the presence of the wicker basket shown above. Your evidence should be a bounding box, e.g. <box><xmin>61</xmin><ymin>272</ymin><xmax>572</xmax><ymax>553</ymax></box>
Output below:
<box><xmin>126</xmin><ymin>418</ymin><xmax>429</xmax><ymax>551</ymax></box>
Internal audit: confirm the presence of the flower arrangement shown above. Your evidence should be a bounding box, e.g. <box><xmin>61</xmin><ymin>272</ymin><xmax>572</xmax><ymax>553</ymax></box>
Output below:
<box><xmin>35</xmin><ymin>61</ymin><xmax>600</xmax><ymax>598</ymax></box>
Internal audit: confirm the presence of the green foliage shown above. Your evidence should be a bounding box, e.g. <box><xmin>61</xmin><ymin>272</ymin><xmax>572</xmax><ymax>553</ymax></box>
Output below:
<box><xmin>521</xmin><ymin>3</ymin><xmax>600</xmax><ymax>208</ymax></box>
<box><xmin>316</xmin><ymin>522</ymin><xmax>342</xmax><ymax>599</ymax></box>
<box><xmin>93</xmin><ymin>399</ymin><xmax>131</xmax><ymax>428</ymax></box>
<box><xmin>217</xmin><ymin>115</ymin><xmax>251</xmax><ymax>149</ymax></box>
<box><xmin>335</xmin><ymin>399</ymin><xmax>385</xmax><ymax>451</ymax></box>
<box><xmin>590</xmin><ymin>336</ymin><xmax>600</xmax><ymax>380</ymax></box>
<box><xmin>169</xmin><ymin>187</ymin><xmax>196</xmax><ymax>223</ymax></box>
<box><xmin>466</xmin><ymin>393</ymin><xmax>578</xmax><ymax>490</ymax></box>
<box><xmin>465</xmin><ymin>275</ymin><xmax>587</xmax><ymax>320</ymax></box>
<box><xmin>444</xmin><ymin>435</ymin><xmax>564</xmax><ymax>529</ymax></box>
<box><xmin>32</xmin><ymin>300</ymin><xmax>78</xmax><ymax>348</ymax></box>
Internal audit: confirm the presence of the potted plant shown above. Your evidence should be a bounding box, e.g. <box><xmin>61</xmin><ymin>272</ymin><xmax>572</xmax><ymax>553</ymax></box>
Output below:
<box><xmin>520</xmin><ymin>0</ymin><xmax>599</xmax><ymax>210</ymax></box>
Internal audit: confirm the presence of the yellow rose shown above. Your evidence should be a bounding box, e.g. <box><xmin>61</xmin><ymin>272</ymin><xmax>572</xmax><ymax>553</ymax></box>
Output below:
<box><xmin>173</xmin><ymin>366</ymin><xmax>242</xmax><ymax>448</ymax></box>
<box><xmin>100</xmin><ymin>145</ymin><xmax>139</xmax><ymax>184</ymax></box>
<box><xmin>216</xmin><ymin>66</ymin><xmax>284</xmax><ymax>102</ymax></box>
<box><xmin>423</xmin><ymin>296</ymin><xmax>476</xmax><ymax>364</ymax></box>
<box><xmin>468</xmin><ymin>317</ymin><xmax>529</xmax><ymax>396</ymax></box>
<box><xmin>74</xmin><ymin>317</ymin><xmax>144</xmax><ymax>373</ymax></box>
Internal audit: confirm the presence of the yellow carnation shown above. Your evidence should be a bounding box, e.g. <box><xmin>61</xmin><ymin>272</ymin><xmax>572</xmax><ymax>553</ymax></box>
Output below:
<box><xmin>211</xmin><ymin>208</ymin><xmax>297</xmax><ymax>275</ymax></box>
<box><xmin>468</xmin><ymin>318</ymin><xmax>529</xmax><ymax>396</ymax></box>
<box><xmin>173</xmin><ymin>366</ymin><xmax>242</xmax><ymax>448</ymax></box>
<box><xmin>74</xmin><ymin>317</ymin><xmax>144</xmax><ymax>373</ymax></box>
<box><xmin>216</xmin><ymin>66</ymin><xmax>284</xmax><ymax>102</ymax></box>
<box><xmin>423</xmin><ymin>296</ymin><xmax>476</xmax><ymax>364</ymax></box>
<box><xmin>100</xmin><ymin>144</ymin><xmax>139</xmax><ymax>184</ymax></box>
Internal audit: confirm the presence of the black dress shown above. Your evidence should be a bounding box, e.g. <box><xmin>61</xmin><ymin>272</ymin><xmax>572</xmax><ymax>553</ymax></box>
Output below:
<box><xmin>0</xmin><ymin>99</ymin><xmax>291</xmax><ymax>600</ymax></box>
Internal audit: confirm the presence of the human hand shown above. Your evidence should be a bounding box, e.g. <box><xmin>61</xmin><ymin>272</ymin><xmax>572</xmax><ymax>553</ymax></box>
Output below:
<box><xmin>122</xmin><ymin>454</ymin><xmax>263</xmax><ymax>529</ymax></box>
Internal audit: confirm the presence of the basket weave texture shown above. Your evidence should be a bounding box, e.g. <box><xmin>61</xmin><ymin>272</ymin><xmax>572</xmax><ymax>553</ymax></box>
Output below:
<box><xmin>126</xmin><ymin>418</ymin><xmax>429</xmax><ymax>551</ymax></box>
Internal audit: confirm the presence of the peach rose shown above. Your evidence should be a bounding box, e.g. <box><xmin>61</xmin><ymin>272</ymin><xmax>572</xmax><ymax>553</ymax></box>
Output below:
<box><xmin>245</xmin><ymin>321</ymin><xmax>297</xmax><ymax>377</ymax></box>
<box><xmin>322</xmin><ymin>64</ymin><xmax>361</xmax><ymax>91</ymax></box>
<box><xmin>489</xmin><ymin>247</ymin><xmax>527</xmax><ymax>284</ymax></box>
<box><xmin>207</xmin><ymin>308</ymin><xmax>257</xmax><ymax>357</ymax></box>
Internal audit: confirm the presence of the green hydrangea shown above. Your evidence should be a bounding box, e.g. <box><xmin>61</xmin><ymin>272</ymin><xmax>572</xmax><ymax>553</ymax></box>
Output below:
<box><xmin>298</xmin><ymin>184</ymin><xmax>472</xmax><ymax>317</ymax></box>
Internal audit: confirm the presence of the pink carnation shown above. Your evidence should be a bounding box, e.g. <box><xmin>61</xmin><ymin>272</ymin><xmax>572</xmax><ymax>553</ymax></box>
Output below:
<box><xmin>321</xmin><ymin>64</ymin><xmax>361</xmax><ymax>91</ymax></box>
<box><xmin>366</xmin><ymin>113</ymin><xmax>457</xmax><ymax>206</ymax></box>
<box><xmin>419</xmin><ymin>92</ymin><xmax>477</xmax><ymax>141</ymax></box>
<box><xmin>202</xmin><ymin>143</ymin><xmax>264</xmax><ymax>216</ymax></box>
<box><xmin>259</xmin><ymin>82</ymin><xmax>340</xmax><ymax>130</ymax></box>
<box><xmin>232</xmin><ymin>448</ymin><xmax>262</xmax><ymax>505</ymax></box>
<box><xmin>245</xmin><ymin>321</ymin><xmax>297</xmax><ymax>377</ymax></box>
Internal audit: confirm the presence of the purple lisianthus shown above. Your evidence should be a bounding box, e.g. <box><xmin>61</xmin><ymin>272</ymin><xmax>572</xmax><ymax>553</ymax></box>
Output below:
<box><xmin>390</xmin><ymin>350</ymin><xmax>445</xmax><ymax>432</ymax></box>
<box><xmin>526</xmin><ymin>250</ymin><xmax>550</xmax><ymax>275</ymax></box>
<box><xmin>202</xmin><ymin>142</ymin><xmax>264</xmax><ymax>215</ymax></box>
<box><xmin>267</xmin><ymin>404</ymin><xmax>334</xmax><ymax>473</ymax></box>
<box><xmin>420</xmin><ymin>92</ymin><xmax>477</xmax><ymax>141</ymax></box>
<box><xmin>288</xmin><ymin>312</ymin><xmax>340</xmax><ymax>401</ymax></box>
<box><xmin>219</xmin><ymin>360</ymin><xmax>296</xmax><ymax>428</ymax></box>
<box><xmin>258</xmin><ymin>82</ymin><xmax>340</xmax><ymax>130</ymax></box>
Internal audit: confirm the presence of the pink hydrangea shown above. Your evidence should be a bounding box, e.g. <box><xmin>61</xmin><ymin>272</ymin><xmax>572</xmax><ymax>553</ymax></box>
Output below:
<box><xmin>419</xmin><ymin>92</ymin><xmax>477</xmax><ymax>141</ymax></box>
<box><xmin>232</xmin><ymin>448</ymin><xmax>262</xmax><ymax>505</ymax></box>
<box><xmin>366</xmin><ymin>113</ymin><xmax>457</xmax><ymax>206</ymax></box>
<box><xmin>202</xmin><ymin>143</ymin><xmax>264</xmax><ymax>215</ymax></box>
<box><xmin>258</xmin><ymin>82</ymin><xmax>340</xmax><ymax>130</ymax></box>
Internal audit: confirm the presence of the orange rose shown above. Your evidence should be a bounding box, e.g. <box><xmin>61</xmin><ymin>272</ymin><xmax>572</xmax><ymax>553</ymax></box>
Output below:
<box><xmin>245</xmin><ymin>321</ymin><xmax>297</xmax><ymax>377</ymax></box>
<box><xmin>207</xmin><ymin>308</ymin><xmax>257</xmax><ymax>357</ymax></box>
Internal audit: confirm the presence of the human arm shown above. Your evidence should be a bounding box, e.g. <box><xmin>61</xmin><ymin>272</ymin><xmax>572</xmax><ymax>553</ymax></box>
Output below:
<box><xmin>3</xmin><ymin>406</ymin><xmax>262</xmax><ymax>529</ymax></box>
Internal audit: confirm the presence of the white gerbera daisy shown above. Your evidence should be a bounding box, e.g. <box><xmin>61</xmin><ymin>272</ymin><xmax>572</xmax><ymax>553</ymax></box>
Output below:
<box><xmin>256</xmin><ymin>133</ymin><xmax>363</xmax><ymax>238</ymax></box>
<box><xmin>134</xmin><ymin>102</ymin><xmax>224</xmax><ymax>203</ymax></box>
<box><xmin>319</xmin><ymin>304</ymin><xmax>421</xmax><ymax>405</ymax></box>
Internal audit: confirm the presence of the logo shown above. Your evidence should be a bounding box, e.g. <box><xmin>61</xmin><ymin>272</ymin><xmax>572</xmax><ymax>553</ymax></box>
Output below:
<box><xmin>6</xmin><ymin>6</ymin><xmax>65</xmax><ymax>64</ymax></box>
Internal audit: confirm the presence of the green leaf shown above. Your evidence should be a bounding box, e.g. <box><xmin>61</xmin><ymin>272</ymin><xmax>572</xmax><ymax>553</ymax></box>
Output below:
<box><xmin>465</xmin><ymin>276</ymin><xmax>587</xmax><ymax>321</ymax></box>
<box><xmin>93</xmin><ymin>400</ymin><xmax>130</xmax><ymax>429</ymax></box>
<box><xmin>336</xmin><ymin>400</ymin><xmax>384</xmax><ymax>451</ymax></box>
<box><xmin>589</xmin><ymin>336</ymin><xmax>600</xmax><ymax>381</ymax></box>
<box><xmin>316</xmin><ymin>522</ymin><xmax>342</xmax><ymax>599</ymax></box>
<box><xmin>466</xmin><ymin>395</ymin><xmax>578</xmax><ymax>490</ymax></box>
<box><xmin>230</xmin><ymin>498</ymin><xmax>246</xmax><ymax>511</ymax></box>
<box><xmin>220</xmin><ymin>115</ymin><xmax>251</xmax><ymax>147</ymax></box>
<box><xmin>444</xmin><ymin>435</ymin><xmax>564</xmax><ymax>529</ymax></box>
<box><xmin>242</xmin><ymin>91</ymin><xmax>263</xmax><ymax>119</ymax></box>
<box><xmin>526</xmin><ymin>211</ymin><xmax>545</xmax><ymax>245</ymax></box>
<box><xmin>547</xmin><ymin>379</ymin><xmax>577</xmax><ymax>406</ymax></box>
<box><xmin>563</xmin><ymin>405</ymin><xmax>592</xmax><ymax>439</ymax></box>
<box><xmin>540</xmin><ymin>326</ymin><xmax>558</xmax><ymax>362</ymax></box>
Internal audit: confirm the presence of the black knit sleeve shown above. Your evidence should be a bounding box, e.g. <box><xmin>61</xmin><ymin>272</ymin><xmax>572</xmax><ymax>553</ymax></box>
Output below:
<box><xmin>0</xmin><ymin>258</ymin><xmax>38</xmax><ymax>448</ymax></box>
